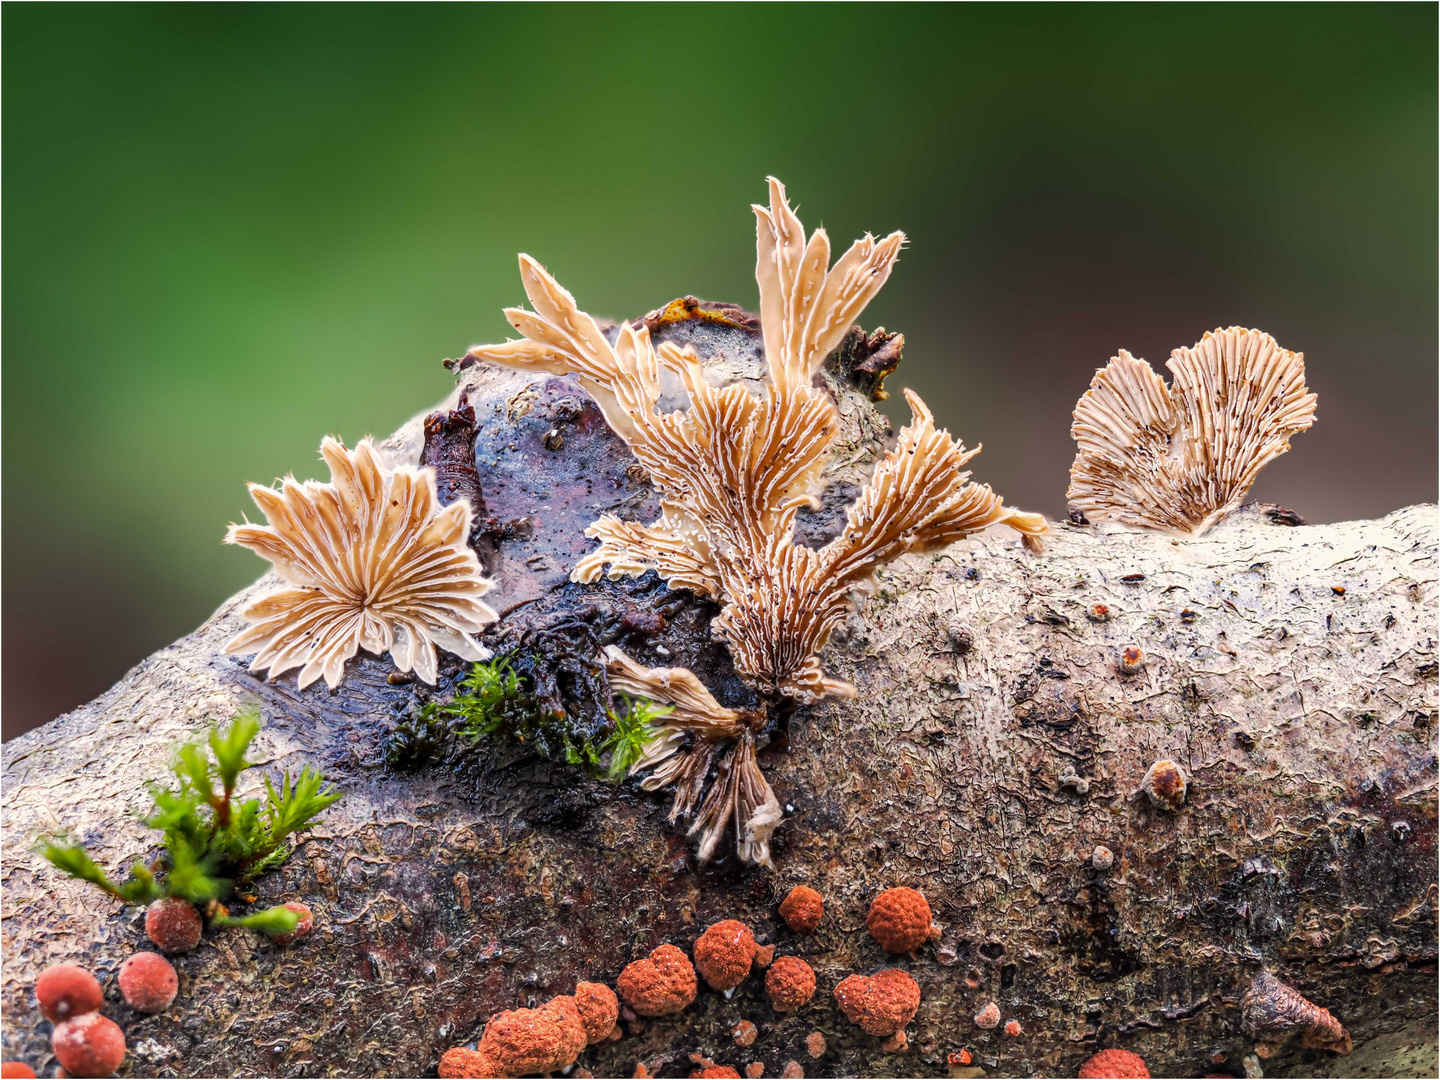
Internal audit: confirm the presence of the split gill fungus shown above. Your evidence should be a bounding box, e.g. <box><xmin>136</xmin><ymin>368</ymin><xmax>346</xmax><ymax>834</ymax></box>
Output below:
<box><xmin>1068</xmin><ymin>327</ymin><xmax>1317</xmax><ymax>537</ymax></box>
<box><xmin>225</xmin><ymin>436</ymin><xmax>497</xmax><ymax>689</ymax></box>
<box><xmin>464</xmin><ymin>177</ymin><xmax>1046</xmax><ymax>866</ymax></box>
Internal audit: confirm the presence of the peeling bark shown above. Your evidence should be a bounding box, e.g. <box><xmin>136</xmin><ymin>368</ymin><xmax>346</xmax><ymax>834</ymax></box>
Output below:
<box><xmin>421</xmin><ymin>390</ymin><xmax>497</xmax><ymax>573</ymax></box>
<box><xmin>2</xmin><ymin>308</ymin><xmax>1436</xmax><ymax>1079</ymax></box>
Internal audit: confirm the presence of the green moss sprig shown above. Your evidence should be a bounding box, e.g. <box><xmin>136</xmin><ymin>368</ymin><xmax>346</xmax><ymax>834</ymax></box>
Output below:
<box><xmin>390</xmin><ymin>656</ymin><xmax>667</xmax><ymax>779</ymax></box>
<box><xmin>601</xmin><ymin>694</ymin><xmax>671</xmax><ymax>781</ymax></box>
<box><xmin>38</xmin><ymin>711</ymin><xmax>340</xmax><ymax>938</ymax></box>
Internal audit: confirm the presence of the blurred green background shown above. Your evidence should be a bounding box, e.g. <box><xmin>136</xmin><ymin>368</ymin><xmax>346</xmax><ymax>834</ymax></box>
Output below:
<box><xmin>4</xmin><ymin>4</ymin><xmax>1436</xmax><ymax>739</ymax></box>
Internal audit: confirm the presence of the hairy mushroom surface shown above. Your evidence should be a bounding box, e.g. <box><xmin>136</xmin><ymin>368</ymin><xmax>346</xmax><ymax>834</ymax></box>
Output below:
<box><xmin>224</xmin><ymin>436</ymin><xmax>497</xmax><ymax>688</ymax></box>
<box><xmin>1068</xmin><ymin>327</ymin><xmax>1317</xmax><ymax>537</ymax></box>
<box><xmin>464</xmin><ymin>178</ymin><xmax>1044</xmax><ymax>865</ymax></box>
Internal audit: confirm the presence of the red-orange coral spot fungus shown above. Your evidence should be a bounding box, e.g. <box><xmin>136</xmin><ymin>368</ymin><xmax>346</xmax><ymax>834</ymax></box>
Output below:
<box><xmin>765</xmin><ymin>956</ymin><xmax>817</xmax><ymax>1014</ymax></box>
<box><xmin>118</xmin><ymin>952</ymin><xmax>179</xmax><ymax>1014</ymax></box>
<box><xmin>690</xmin><ymin>1058</ymin><xmax>742</xmax><ymax>1078</ymax></box>
<box><xmin>35</xmin><ymin>965</ymin><xmax>102</xmax><ymax>1023</ymax></box>
<box><xmin>145</xmin><ymin>897</ymin><xmax>203</xmax><ymax>954</ymax></box>
<box><xmin>694</xmin><ymin>920</ymin><xmax>759</xmax><ymax>991</ymax></box>
<box><xmin>575</xmin><ymin>981</ymin><xmax>620</xmax><ymax>1045</ymax></box>
<box><xmin>52</xmin><ymin>1012</ymin><xmax>126</xmax><ymax>1078</ymax></box>
<box><xmin>779</xmin><ymin>885</ymin><xmax>824</xmax><ymax>934</ymax></box>
<box><xmin>833</xmin><ymin>969</ymin><xmax>921</xmax><ymax>1036</ymax></box>
<box><xmin>273</xmin><ymin>901</ymin><xmax>315</xmax><ymax>946</ymax></box>
<box><xmin>438</xmin><ymin>1047</ymin><xmax>500</xmax><ymax>1078</ymax></box>
<box><xmin>617</xmin><ymin>943</ymin><xmax>698</xmax><ymax>1016</ymax></box>
<box><xmin>1077</xmin><ymin>1048</ymin><xmax>1151</xmax><ymax>1078</ymax></box>
<box><xmin>478</xmin><ymin>995</ymin><xmax>587</xmax><ymax>1076</ymax></box>
<box><xmin>866</xmin><ymin>887</ymin><xmax>935</xmax><ymax>953</ymax></box>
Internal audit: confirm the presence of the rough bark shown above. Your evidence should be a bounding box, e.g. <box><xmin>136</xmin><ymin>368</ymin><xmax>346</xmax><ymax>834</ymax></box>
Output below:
<box><xmin>2</xmin><ymin>307</ymin><xmax>1436</xmax><ymax>1080</ymax></box>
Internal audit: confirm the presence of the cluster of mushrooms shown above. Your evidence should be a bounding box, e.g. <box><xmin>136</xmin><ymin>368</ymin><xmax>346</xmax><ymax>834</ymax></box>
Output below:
<box><xmin>419</xmin><ymin>883</ymin><xmax>1333</xmax><ymax>1078</ymax></box>
<box><xmin>437</xmin><ymin>885</ymin><xmax>942</xmax><ymax>1079</ymax></box>
<box><xmin>7</xmin><ymin>900</ymin><xmax>317</xmax><ymax>1078</ymax></box>
<box><xmin>0</xmin><ymin>176</ymin><xmax>1341</xmax><ymax>1080</ymax></box>
<box><xmin>224</xmin><ymin>178</ymin><xmax>1316</xmax><ymax>871</ymax></box>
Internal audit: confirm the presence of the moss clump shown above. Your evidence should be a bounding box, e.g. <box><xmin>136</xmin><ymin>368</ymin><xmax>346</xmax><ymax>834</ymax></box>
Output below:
<box><xmin>39</xmin><ymin>711</ymin><xmax>340</xmax><ymax>939</ymax></box>
<box><xmin>388</xmin><ymin>656</ymin><xmax>666</xmax><ymax>779</ymax></box>
<box><xmin>384</xmin><ymin>701</ymin><xmax>452</xmax><ymax>769</ymax></box>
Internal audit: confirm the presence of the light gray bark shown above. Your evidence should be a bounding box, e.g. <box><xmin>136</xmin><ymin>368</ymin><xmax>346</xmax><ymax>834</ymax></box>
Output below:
<box><xmin>2</xmin><ymin>311</ymin><xmax>1436</xmax><ymax>1080</ymax></box>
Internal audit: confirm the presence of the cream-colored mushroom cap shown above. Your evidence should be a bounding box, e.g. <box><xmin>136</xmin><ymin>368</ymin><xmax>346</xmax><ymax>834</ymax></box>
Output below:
<box><xmin>468</xmin><ymin>177</ymin><xmax>1046</xmax><ymax>704</ymax></box>
<box><xmin>1068</xmin><ymin>327</ymin><xmax>1317</xmax><ymax>537</ymax></box>
<box><xmin>465</xmin><ymin>177</ymin><xmax>1047</xmax><ymax>865</ymax></box>
<box><xmin>224</xmin><ymin>436</ymin><xmax>496</xmax><ymax>689</ymax></box>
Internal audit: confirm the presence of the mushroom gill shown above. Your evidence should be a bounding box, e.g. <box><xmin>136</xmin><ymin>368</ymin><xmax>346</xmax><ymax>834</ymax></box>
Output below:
<box><xmin>464</xmin><ymin>178</ymin><xmax>1045</xmax><ymax>864</ymax></box>
<box><xmin>224</xmin><ymin>436</ymin><xmax>497</xmax><ymax>689</ymax></box>
<box><xmin>1068</xmin><ymin>327</ymin><xmax>1317</xmax><ymax>537</ymax></box>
